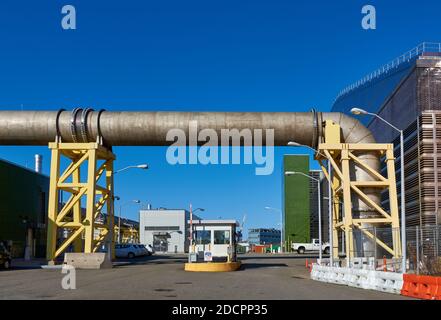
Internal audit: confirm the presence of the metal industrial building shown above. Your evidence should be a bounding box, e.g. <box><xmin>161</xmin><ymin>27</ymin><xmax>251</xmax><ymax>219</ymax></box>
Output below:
<box><xmin>139</xmin><ymin>208</ymin><xmax>198</xmax><ymax>253</ymax></box>
<box><xmin>0</xmin><ymin>157</ymin><xmax>48</xmax><ymax>258</ymax></box>
<box><xmin>332</xmin><ymin>42</ymin><xmax>441</xmax><ymax>228</ymax></box>
<box><xmin>248</xmin><ymin>228</ymin><xmax>281</xmax><ymax>245</ymax></box>
<box><xmin>283</xmin><ymin>156</ymin><xmax>330</xmax><ymax>248</ymax></box>
<box><xmin>283</xmin><ymin>155</ymin><xmax>310</xmax><ymax>246</ymax></box>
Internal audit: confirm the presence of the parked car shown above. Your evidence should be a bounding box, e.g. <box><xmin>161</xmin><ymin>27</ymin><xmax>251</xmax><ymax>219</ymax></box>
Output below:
<box><xmin>115</xmin><ymin>244</ymin><xmax>145</xmax><ymax>259</ymax></box>
<box><xmin>291</xmin><ymin>238</ymin><xmax>330</xmax><ymax>254</ymax></box>
<box><xmin>0</xmin><ymin>242</ymin><xmax>11</xmax><ymax>269</ymax></box>
<box><xmin>134</xmin><ymin>244</ymin><xmax>150</xmax><ymax>256</ymax></box>
<box><xmin>146</xmin><ymin>244</ymin><xmax>155</xmax><ymax>255</ymax></box>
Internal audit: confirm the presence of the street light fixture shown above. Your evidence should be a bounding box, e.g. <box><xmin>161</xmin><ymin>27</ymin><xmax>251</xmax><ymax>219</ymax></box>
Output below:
<box><xmin>285</xmin><ymin>171</ymin><xmax>324</xmax><ymax>262</ymax></box>
<box><xmin>351</xmin><ymin>107</ymin><xmax>406</xmax><ymax>273</ymax></box>
<box><xmin>118</xmin><ymin>199</ymin><xmax>141</xmax><ymax>243</ymax></box>
<box><xmin>287</xmin><ymin>141</ymin><xmax>301</xmax><ymax>147</ymax></box>
<box><xmin>350</xmin><ymin>107</ymin><xmax>369</xmax><ymax>115</ymax></box>
<box><xmin>115</xmin><ymin>164</ymin><xmax>149</xmax><ymax>174</ymax></box>
<box><xmin>264</xmin><ymin>206</ymin><xmax>283</xmax><ymax>253</ymax></box>
<box><xmin>287</xmin><ymin>142</ymin><xmax>333</xmax><ymax>265</ymax></box>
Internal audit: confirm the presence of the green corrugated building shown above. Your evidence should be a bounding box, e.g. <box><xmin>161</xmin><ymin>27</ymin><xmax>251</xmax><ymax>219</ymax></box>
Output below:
<box><xmin>0</xmin><ymin>158</ymin><xmax>49</xmax><ymax>258</ymax></box>
<box><xmin>283</xmin><ymin>155</ymin><xmax>310</xmax><ymax>250</ymax></box>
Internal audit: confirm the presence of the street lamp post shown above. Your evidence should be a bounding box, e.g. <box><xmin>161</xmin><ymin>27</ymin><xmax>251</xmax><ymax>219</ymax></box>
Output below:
<box><xmin>264</xmin><ymin>206</ymin><xmax>283</xmax><ymax>253</ymax></box>
<box><xmin>287</xmin><ymin>142</ymin><xmax>332</xmax><ymax>264</ymax></box>
<box><xmin>285</xmin><ymin>171</ymin><xmax>323</xmax><ymax>262</ymax></box>
<box><xmin>351</xmin><ymin>107</ymin><xmax>406</xmax><ymax>273</ymax></box>
<box><xmin>118</xmin><ymin>200</ymin><xmax>141</xmax><ymax>243</ymax></box>
<box><xmin>113</xmin><ymin>163</ymin><xmax>148</xmax><ymax>244</ymax></box>
<box><xmin>327</xmin><ymin>161</ymin><xmax>333</xmax><ymax>266</ymax></box>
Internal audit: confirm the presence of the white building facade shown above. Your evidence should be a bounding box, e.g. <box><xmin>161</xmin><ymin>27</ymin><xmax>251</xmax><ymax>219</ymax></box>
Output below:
<box><xmin>139</xmin><ymin>209</ymin><xmax>191</xmax><ymax>253</ymax></box>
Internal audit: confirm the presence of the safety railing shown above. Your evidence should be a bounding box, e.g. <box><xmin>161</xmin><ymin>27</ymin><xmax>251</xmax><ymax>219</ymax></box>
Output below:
<box><xmin>334</xmin><ymin>42</ymin><xmax>441</xmax><ymax>102</ymax></box>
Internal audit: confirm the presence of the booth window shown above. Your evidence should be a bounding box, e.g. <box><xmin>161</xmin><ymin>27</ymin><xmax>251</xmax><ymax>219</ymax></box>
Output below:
<box><xmin>195</xmin><ymin>230</ymin><xmax>211</xmax><ymax>245</ymax></box>
<box><xmin>214</xmin><ymin>230</ymin><xmax>230</xmax><ymax>245</ymax></box>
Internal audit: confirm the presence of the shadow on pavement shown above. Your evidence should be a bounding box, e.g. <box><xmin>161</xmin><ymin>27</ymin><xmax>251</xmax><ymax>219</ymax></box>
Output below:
<box><xmin>9</xmin><ymin>259</ymin><xmax>48</xmax><ymax>270</ymax></box>
<box><xmin>240</xmin><ymin>262</ymin><xmax>289</xmax><ymax>270</ymax></box>
<box><xmin>238</xmin><ymin>254</ymin><xmax>324</xmax><ymax>260</ymax></box>
<box><xmin>114</xmin><ymin>254</ymin><xmax>187</xmax><ymax>267</ymax></box>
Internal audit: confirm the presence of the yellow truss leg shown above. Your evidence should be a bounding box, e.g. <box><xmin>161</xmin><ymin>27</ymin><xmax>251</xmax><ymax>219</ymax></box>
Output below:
<box><xmin>46</xmin><ymin>147</ymin><xmax>60</xmax><ymax>264</ymax></box>
<box><xmin>45</xmin><ymin>142</ymin><xmax>116</xmax><ymax>264</ymax></box>
<box><xmin>72</xmin><ymin>166</ymin><xmax>83</xmax><ymax>252</ymax></box>
<box><xmin>84</xmin><ymin>149</ymin><xmax>97</xmax><ymax>253</ymax></box>
<box><xmin>386</xmin><ymin>146</ymin><xmax>402</xmax><ymax>257</ymax></box>
<box><xmin>340</xmin><ymin>147</ymin><xmax>354</xmax><ymax>261</ymax></box>
<box><xmin>318</xmin><ymin>120</ymin><xmax>402</xmax><ymax>266</ymax></box>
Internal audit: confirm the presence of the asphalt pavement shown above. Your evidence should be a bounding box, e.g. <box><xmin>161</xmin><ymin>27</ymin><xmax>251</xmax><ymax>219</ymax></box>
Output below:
<box><xmin>0</xmin><ymin>253</ymin><xmax>411</xmax><ymax>300</ymax></box>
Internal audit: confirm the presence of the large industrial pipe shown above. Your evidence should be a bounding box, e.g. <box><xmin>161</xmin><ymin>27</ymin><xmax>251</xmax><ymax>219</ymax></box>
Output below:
<box><xmin>0</xmin><ymin>110</ymin><xmax>374</xmax><ymax>147</ymax></box>
<box><xmin>0</xmin><ymin>110</ymin><xmax>379</xmax><ymax>255</ymax></box>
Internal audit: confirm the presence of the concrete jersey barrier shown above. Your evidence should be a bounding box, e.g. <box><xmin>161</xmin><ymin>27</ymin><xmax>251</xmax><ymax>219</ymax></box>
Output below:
<box><xmin>64</xmin><ymin>253</ymin><xmax>113</xmax><ymax>269</ymax></box>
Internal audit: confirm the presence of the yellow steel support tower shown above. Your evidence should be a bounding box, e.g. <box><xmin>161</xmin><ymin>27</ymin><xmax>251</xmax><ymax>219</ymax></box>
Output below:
<box><xmin>317</xmin><ymin>120</ymin><xmax>401</xmax><ymax>263</ymax></box>
<box><xmin>46</xmin><ymin>142</ymin><xmax>116</xmax><ymax>264</ymax></box>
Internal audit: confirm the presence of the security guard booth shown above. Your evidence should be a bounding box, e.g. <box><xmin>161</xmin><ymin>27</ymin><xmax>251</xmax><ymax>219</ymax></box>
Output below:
<box><xmin>185</xmin><ymin>220</ymin><xmax>241</xmax><ymax>272</ymax></box>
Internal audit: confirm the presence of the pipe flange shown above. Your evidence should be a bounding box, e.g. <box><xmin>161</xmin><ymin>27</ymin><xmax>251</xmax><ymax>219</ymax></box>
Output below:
<box><xmin>80</xmin><ymin>108</ymin><xmax>94</xmax><ymax>143</ymax></box>
<box><xmin>95</xmin><ymin>109</ymin><xmax>106</xmax><ymax>145</ymax></box>
<box><xmin>55</xmin><ymin>108</ymin><xmax>65</xmax><ymax>142</ymax></box>
<box><xmin>311</xmin><ymin>108</ymin><xmax>319</xmax><ymax>149</ymax></box>
<box><xmin>70</xmin><ymin>108</ymin><xmax>83</xmax><ymax>143</ymax></box>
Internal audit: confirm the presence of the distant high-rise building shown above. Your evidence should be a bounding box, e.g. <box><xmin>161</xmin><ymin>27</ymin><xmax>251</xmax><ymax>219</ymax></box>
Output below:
<box><xmin>283</xmin><ymin>155</ymin><xmax>310</xmax><ymax>245</ymax></box>
<box><xmin>283</xmin><ymin>156</ymin><xmax>330</xmax><ymax>247</ymax></box>
<box><xmin>309</xmin><ymin>170</ymin><xmax>328</xmax><ymax>242</ymax></box>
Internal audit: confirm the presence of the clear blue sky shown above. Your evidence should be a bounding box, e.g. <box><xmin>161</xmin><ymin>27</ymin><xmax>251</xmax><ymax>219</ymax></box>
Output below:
<box><xmin>0</xmin><ymin>0</ymin><xmax>440</xmax><ymax>236</ymax></box>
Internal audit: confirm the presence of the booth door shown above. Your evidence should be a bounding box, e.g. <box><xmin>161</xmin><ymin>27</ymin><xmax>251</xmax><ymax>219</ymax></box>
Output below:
<box><xmin>212</xmin><ymin>229</ymin><xmax>231</xmax><ymax>257</ymax></box>
<box><xmin>194</xmin><ymin>230</ymin><xmax>211</xmax><ymax>254</ymax></box>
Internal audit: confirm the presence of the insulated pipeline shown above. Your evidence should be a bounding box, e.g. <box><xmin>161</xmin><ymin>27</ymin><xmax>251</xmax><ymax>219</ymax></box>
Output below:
<box><xmin>0</xmin><ymin>110</ymin><xmax>374</xmax><ymax>147</ymax></box>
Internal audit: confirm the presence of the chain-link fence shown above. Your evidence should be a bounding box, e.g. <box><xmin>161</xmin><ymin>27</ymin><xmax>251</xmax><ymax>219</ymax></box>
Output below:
<box><xmin>406</xmin><ymin>225</ymin><xmax>441</xmax><ymax>275</ymax></box>
<box><xmin>339</xmin><ymin>225</ymin><xmax>441</xmax><ymax>275</ymax></box>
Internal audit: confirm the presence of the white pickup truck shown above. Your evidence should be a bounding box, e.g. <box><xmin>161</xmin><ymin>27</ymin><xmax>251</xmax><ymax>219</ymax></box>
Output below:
<box><xmin>292</xmin><ymin>238</ymin><xmax>330</xmax><ymax>254</ymax></box>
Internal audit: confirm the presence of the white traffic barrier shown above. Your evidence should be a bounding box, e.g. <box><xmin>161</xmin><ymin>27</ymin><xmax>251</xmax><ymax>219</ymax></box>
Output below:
<box><xmin>342</xmin><ymin>268</ymin><xmax>353</xmax><ymax>285</ymax></box>
<box><xmin>318</xmin><ymin>265</ymin><xmax>330</xmax><ymax>282</ymax></box>
<box><xmin>310</xmin><ymin>264</ymin><xmax>404</xmax><ymax>295</ymax></box>
<box><xmin>348</xmin><ymin>268</ymin><xmax>363</xmax><ymax>288</ymax></box>
<box><xmin>321</xmin><ymin>266</ymin><xmax>333</xmax><ymax>283</ymax></box>
<box><xmin>333</xmin><ymin>267</ymin><xmax>346</xmax><ymax>285</ymax></box>
<box><xmin>373</xmin><ymin>271</ymin><xmax>403</xmax><ymax>295</ymax></box>
<box><xmin>323</xmin><ymin>266</ymin><xmax>342</xmax><ymax>285</ymax></box>
<box><xmin>361</xmin><ymin>270</ymin><xmax>376</xmax><ymax>290</ymax></box>
<box><xmin>310</xmin><ymin>264</ymin><xmax>321</xmax><ymax>280</ymax></box>
<box><xmin>312</xmin><ymin>265</ymin><xmax>332</xmax><ymax>283</ymax></box>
